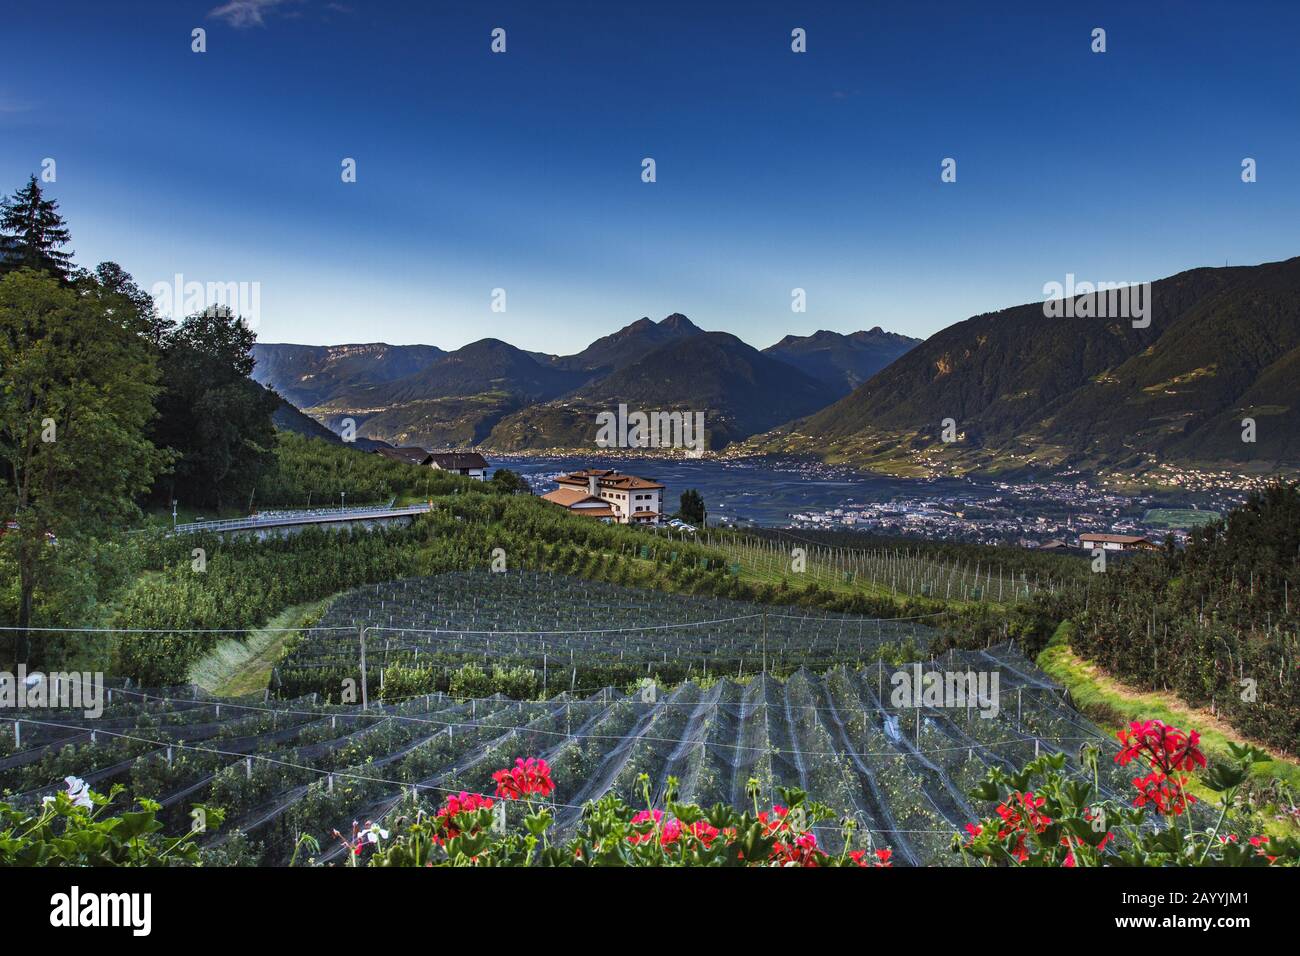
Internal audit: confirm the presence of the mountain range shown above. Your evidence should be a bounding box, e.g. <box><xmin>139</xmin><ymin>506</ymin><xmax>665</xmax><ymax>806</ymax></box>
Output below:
<box><xmin>252</xmin><ymin>316</ymin><xmax>919</xmax><ymax>451</ymax></box>
<box><xmin>253</xmin><ymin>255</ymin><xmax>1299</xmax><ymax>478</ymax></box>
<box><xmin>742</xmin><ymin>256</ymin><xmax>1300</xmax><ymax>476</ymax></box>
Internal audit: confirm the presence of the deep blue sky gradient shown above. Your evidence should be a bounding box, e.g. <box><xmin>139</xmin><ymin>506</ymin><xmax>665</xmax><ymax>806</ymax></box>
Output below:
<box><xmin>2</xmin><ymin>1</ymin><xmax>1297</xmax><ymax>352</ymax></box>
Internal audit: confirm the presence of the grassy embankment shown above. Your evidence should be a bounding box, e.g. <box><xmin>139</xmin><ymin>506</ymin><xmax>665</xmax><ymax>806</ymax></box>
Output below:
<box><xmin>1037</xmin><ymin>620</ymin><xmax>1300</xmax><ymax>835</ymax></box>
<box><xmin>189</xmin><ymin>596</ymin><xmax>334</xmax><ymax>696</ymax></box>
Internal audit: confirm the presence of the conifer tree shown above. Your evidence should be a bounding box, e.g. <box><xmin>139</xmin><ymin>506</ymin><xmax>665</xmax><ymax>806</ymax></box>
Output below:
<box><xmin>0</xmin><ymin>175</ymin><xmax>74</xmax><ymax>279</ymax></box>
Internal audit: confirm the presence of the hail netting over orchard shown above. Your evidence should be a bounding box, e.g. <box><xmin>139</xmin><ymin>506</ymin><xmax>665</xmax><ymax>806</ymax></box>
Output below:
<box><xmin>1</xmin><ymin>646</ymin><xmax>1179</xmax><ymax>866</ymax></box>
<box><xmin>701</xmin><ymin>528</ymin><xmax>1058</xmax><ymax>602</ymax></box>
<box><xmin>271</xmin><ymin>570</ymin><xmax>940</xmax><ymax>699</ymax></box>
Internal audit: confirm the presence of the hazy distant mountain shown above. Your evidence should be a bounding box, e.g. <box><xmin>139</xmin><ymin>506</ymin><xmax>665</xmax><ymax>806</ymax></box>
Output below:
<box><xmin>251</xmin><ymin>343</ymin><xmax>443</xmax><ymax>408</ymax></box>
<box><xmin>763</xmin><ymin>327</ymin><xmax>921</xmax><ymax>397</ymax></box>
<box><xmin>297</xmin><ymin>338</ymin><xmax>586</xmax><ymax>447</ymax></box>
<box><xmin>267</xmin><ymin>389</ymin><xmax>391</xmax><ymax>450</ymax></box>
<box><xmin>486</xmin><ymin>331</ymin><xmax>841</xmax><ymax>450</ymax></box>
<box><xmin>314</xmin><ymin>393</ymin><xmax>528</xmax><ymax>448</ymax></box>
<box><xmin>744</xmin><ymin>257</ymin><xmax>1300</xmax><ymax>476</ymax></box>
<box><xmin>373</xmin><ymin>339</ymin><xmax>587</xmax><ymax>404</ymax></box>
<box><xmin>251</xmin><ymin>316</ymin><xmax>914</xmax><ymax>450</ymax></box>
<box><xmin>270</xmin><ymin>393</ymin><xmax>339</xmax><ymax>442</ymax></box>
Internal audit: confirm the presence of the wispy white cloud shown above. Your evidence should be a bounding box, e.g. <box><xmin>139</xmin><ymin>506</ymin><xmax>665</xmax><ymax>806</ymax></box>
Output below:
<box><xmin>208</xmin><ymin>0</ymin><xmax>301</xmax><ymax>28</ymax></box>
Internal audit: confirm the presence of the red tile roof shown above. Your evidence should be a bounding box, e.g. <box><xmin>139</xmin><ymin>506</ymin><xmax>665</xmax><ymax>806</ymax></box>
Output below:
<box><xmin>540</xmin><ymin>489</ymin><xmax>617</xmax><ymax>518</ymax></box>
<box><xmin>555</xmin><ymin>468</ymin><xmax>664</xmax><ymax>491</ymax></box>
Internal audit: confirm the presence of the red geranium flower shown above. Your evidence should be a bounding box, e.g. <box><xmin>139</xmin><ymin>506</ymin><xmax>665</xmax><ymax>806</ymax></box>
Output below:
<box><xmin>688</xmin><ymin>820</ymin><xmax>720</xmax><ymax>848</ymax></box>
<box><xmin>994</xmin><ymin>791</ymin><xmax>1052</xmax><ymax>840</ymax></box>
<box><xmin>758</xmin><ymin>804</ymin><xmax>791</xmax><ymax>835</ymax></box>
<box><xmin>492</xmin><ymin>757</ymin><xmax>555</xmax><ymax>800</ymax></box>
<box><xmin>1131</xmin><ymin>770</ymin><xmax>1195</xmax><ymax>816</ymax></box>
<box><xmin>1249</xmin><ymin>835</ymin><xmax>1277</xmax><ymax>864</ymax></box>
<box><xmin>432</xmin><ymin>791</ymin><xmax>495</xmax><ymax>842</ymax></box>
<box><xmin>848</xmin><ymin>847</ymin><xmax>892</xmax><ymax>868</ymax></box>
<box><xmin>628</xmin><ymin>810</ymin><xmax>720</xmax><ymax>849</ymax></box>
<box><xmin>770</xmin><ymin>831</ymin><xmax>826</xmax><ymax>867</ymax></box>
<box><xmin>1116</xmin><ymin>720</ymin><xmax>1206</xmax><ymax>774</ymax></box>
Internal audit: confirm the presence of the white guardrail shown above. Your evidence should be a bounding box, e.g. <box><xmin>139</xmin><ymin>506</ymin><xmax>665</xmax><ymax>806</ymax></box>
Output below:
<box><xmin>170</xmin><ymin>501</ymin><xmax>431</xmax><ymax>535</ymax></box>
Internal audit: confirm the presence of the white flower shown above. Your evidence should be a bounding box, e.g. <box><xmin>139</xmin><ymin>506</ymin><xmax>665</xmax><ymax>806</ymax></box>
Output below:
<box><xmin>63</xmin><ymin>776</ymin><xmax>93</xmax><ymax>808</ymax></box>
<box><xmin>362</xmin><ymin>823</ymin><xmax>389</xmax><ymax>844</ymax></box>
<box><xmin>45</xmin><ymin>776</ymin><xmax>93</xmax><ymax>809</ymax></box>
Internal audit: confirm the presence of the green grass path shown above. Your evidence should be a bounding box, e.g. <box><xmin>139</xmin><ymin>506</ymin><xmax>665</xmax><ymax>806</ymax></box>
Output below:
<box><xmin>189</xmin><ymin>597</ymin><xmax>334</xmax><ymax>696</ymax></box>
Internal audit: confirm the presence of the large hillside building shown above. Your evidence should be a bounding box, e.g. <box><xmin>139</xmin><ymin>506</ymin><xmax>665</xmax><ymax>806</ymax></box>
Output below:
<box><xmin>544</xmin><ymin>468</ymin><xmax>664</xmax><ymax>524</ymax></box>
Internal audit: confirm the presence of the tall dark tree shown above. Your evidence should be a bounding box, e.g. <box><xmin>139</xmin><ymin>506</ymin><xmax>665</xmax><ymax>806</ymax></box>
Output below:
<box><xmin>679</xmin><ymin>488</ymin><xmax>705</xmax><ymax>525</ymax></box>
<box><xmin>152</xmin><ymin>305</ymin><xmax>279</xmax><ymax>510</ymax></box>
<box><xmin>0</xmin><ymin>175</ymin><xmax>74</xmax><ymax>279</ymax></box>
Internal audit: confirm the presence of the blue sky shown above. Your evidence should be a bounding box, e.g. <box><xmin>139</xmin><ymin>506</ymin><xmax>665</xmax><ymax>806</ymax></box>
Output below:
<box><xmin>2</xmin><ymin>0</ymin><xmax>1297</xmax><ymax>354</ymax></box>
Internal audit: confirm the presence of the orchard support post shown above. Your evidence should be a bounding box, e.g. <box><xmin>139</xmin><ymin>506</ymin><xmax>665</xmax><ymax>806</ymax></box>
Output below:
<box><xmin>359</xmin><ymin>625</ymin><xmax>370</xmax><ymax>711</ymax></box>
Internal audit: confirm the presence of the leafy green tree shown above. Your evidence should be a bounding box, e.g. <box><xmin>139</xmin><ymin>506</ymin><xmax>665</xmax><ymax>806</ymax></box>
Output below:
<box><xmin>491</xmin><ymin>467</ymin><xmax>529</xmax><ymax>495</ymax></box>
<box><xmin>0</xmin><ymin>175</ymin><xmax>73</xmax><ymax>279</ymax></box>
<box><xmin>80</xmin><ymin>260</ymin><xmax>174</xmax><ymax>346</ymax></box>
<box><xmin>679</xmin><ymin>488</ymin><xmax>705</xmax><ymax>524</ymax></box>
<box><xmin>152</xmin><ymin>305</ymin><xmax>279</xmax><ymax>510</ymax></box>
<box><xmin>0</xmin><ymin>268</ymin><xmax>166</xmax><ymax>662</ymax></box>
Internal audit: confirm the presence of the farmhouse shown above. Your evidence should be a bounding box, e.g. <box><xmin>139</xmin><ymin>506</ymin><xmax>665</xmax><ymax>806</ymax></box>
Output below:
<box><xmin>371</xmin><ymin>446</ymin><xmax>490</xmax><ymax>479</ymax></box>
<box><xmin>547</xmin><ymin>469</ymin><xmax>664</xmax><ymax>524</ymax></box>
<box><xmin>423</xmin><ymin>451</ymin><xmax>489</xmax><ymax>480</ymax></box>
<box><xmin>1078</xmin><ymin>532</ymin><xmax>1159</xmax><ymax>552</ymax></box>
<box><xmin>372</xmin><ymin>446</ymin><xmax>429</xmax><ymax>467</ymax></box>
